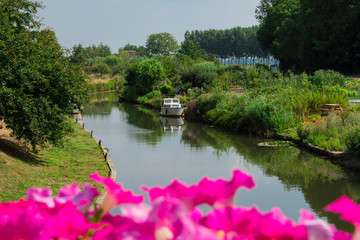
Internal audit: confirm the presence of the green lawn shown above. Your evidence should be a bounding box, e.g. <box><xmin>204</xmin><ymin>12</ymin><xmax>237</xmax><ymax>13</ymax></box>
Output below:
<box><xmin>0</xmin><ymin>122</ymin><xmax>109</xmax><ymax>202</ymax></box>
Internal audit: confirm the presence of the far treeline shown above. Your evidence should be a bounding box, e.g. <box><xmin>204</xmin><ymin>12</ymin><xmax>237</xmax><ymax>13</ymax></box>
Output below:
<box><xmin>256</xmin><ymin>0</ymin><xmax>360</xmax><ymax>74</ymax></box>
<box><xmin>184</xmin><ymin>26</ymin><xmax>269</xmax><ymax>58</ymax></box>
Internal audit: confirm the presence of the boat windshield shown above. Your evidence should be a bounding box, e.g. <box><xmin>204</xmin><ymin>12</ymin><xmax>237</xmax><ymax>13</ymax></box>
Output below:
<box><xmin>172</xmin><ymin>99</ymin><xmax>179</xmax><ymax>103</ymax></box>
<box><xmin>164</xmin><ymin>100</ymin><xmax>172</xmax><ymax>103</ymax></box>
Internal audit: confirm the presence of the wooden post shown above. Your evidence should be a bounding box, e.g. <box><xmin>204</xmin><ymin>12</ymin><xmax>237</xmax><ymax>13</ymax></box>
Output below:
<box><xmin>76</xmin><ymin>118</ymin><xmax>78</xmax><ymax>123</ymax></box>
<box><xmin>104</xmin><ymin>152</ymin><xmax>107</xmax><ymax>160</ymax></box>
<box><xmin>99</xmin><ymin>140</ymin><xmax>101</xmax><ymax>146</ymax></box>
<box><xmin>82</xmin><ymin>123</ymin><xmax>85</xmax><ymax>129</ymax></box>
<box><xmin>90</xmin><ymin>130</ymin><xmax>93</xmax><ymax>137</ymax></box>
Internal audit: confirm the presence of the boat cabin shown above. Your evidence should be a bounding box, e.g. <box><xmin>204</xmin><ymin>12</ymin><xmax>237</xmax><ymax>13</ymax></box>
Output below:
<box><xmin>162</xmin><ymin>98</ymin><xmax>181</xmax><ymax>108</ymax></box>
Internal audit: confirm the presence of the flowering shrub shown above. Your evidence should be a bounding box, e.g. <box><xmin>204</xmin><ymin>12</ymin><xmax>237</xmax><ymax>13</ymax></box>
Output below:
<box><xmin>0</xmin><ymin>170</ymin><xmax>358</xmax><ymax>240</ymax></box>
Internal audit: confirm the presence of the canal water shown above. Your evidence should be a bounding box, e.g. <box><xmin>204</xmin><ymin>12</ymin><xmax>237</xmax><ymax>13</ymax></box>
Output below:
<box><xmin>83</xmin><ymin>92</ymin><xmax>360</xmax><ymax>232</ymax></box>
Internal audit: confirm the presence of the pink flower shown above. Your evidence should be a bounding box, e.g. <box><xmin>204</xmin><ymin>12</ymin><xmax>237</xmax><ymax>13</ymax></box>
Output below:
<box><xmin>202</xmin><ymin>206</ymin><xmax>307</xmax><ymax>240</ymax></box>
<box><xmin>0</xmin><ymin>201</ymin><xmax>50</xmax><ymax>240</ymax></box>
<box><xmin>299</xmin><ymin>209</ymin><xmax>334</xmax><ymax>240</ymax></box>
<box><xmin>198</xmin><ymin>169</ymin><xmax>255</xmax><ymax>208</ymax></box>
<box><xmin>325</xmin><ymin>196</ymin><xmax>359</xmax><ymax>240</ymax></box>
<box><xmin>142</xmin><ymin>169</ymin><xmax>255</xmax><ymax>209</ymax></box>
<box><xmin>90</xmin><ymin>172</ymin><xmax>143</xmax><ymax>213</ymax></box>
<box><xmin>44</xmin><ymin>204</ymin><xmax>96</xmax><ymax>240</ymax></box>
<box><xmin>26</xmin><ymin>187</ymin><xmax>55</xmax><ymax>208</ymax></box>
<box><xmin>56</xmin><ymin>183</ymin><xmax>99</xmax><ymax>213</ymax></box>
<box><xmin>27</xmin><ymin>184</ymin><xmax>99</xmax><ymax>213</ymax></box>
<box><xmin>325</xmin><ymin>196</ymin><xmax>360</xmax><ymax>227</ymax></box>
<box><xmin>95</xmin><ymin>198</ymin><xmax>218</xmax><ymax>240</ymax></box>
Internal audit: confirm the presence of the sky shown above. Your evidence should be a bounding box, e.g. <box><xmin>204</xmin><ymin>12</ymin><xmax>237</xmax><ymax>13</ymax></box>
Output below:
<box><xmin>38</xmin><ymin>0</ymin><xmax>260</xmax><ymax>53</ymax></box>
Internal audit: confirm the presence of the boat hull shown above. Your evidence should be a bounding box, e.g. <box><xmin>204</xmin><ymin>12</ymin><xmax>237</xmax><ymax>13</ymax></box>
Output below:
<box><xmin>160</xmin><ymin>107</ymin><xmax>184</xmax><ymax>117</ymax></box>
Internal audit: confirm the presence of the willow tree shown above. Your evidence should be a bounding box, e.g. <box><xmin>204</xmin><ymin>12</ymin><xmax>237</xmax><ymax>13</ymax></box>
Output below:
<box><xmin>0</xmin><ymin>0</ymin><xmax>87</xmax><ymax>151</ymax></box>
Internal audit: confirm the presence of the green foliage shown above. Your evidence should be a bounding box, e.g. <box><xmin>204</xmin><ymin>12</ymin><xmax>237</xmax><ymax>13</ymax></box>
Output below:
<box><xmin>91</xmin><ymin>62</ymin><xmax>111</xmax><ymax>76</ymax></box>
<box><xmin>125</xmin><ymin>58</ymin><xmax>166</xmax><ymax>97</ymax></box>
<box><xmin>69</xmin><ymin>43</ymin><xmax>111</xmax><ymax>64</ymax></box>
<box><xmin>87</xmin><ymin>79</ymin><xmax>119</xmax><ymax>93</ymax></box>
<box><xmin>346</xmin><ymin>127</ymin><xmax>360</xmax><ymax>158</ymax></box>
<box><xmin>245</xmin><ymin>97</ymin><xmax>296</xmax><ymax>133</ymax></box>
<box><xmin>146</xmin><ymin>32</ymin><xmax>179</xmax><ymax>56</ymax></box>
<box><xmin>256</xmin><ymin>0</ymin><xmax>360</xmax><ymax>74</ymax></box>
<box><xmin>308</xmin><ymin>70</ymin><xmax>346</xmax><ymax>89</ymax></box>
<box><xmin>179</xmin><ymin>40</ymin><xmax>206</xmax><ymax>60</ymax></box>
<box><xmin>160</xmin><ymin>84</ymin><xmax>172</xmax><ymax>95</ymax></box>
<box><xmin>137</xmin><ymin>90</ymin><xmax>163</xmax><ymax>107</ymax></box>
<box><xmin>0</xmin><ymin>0</ymin><xmax>87</xmax><ymax>151</ymax></box>
<box><xmin>181</xmin><ymin>62</ymin><xmax>217</xmax><ymax>87</ymax></box>
<box><xmin>184</xmin><ymin>26</ymin><xmax>269</xmax><ymax>58</ymax></box>
<box><xmin>103</xmin><ymin>55</ymin><xmax>123</xmax><ymax>66</ymax></box>
<box><xmin>122</xmin><ymin>85</ymin><xmax>138</xmax><ymax>101</ymax></box>
<box><xmin>188</xmin><ymin>92</ymin><xmax>295</xmax><ymax>134</ymax></box>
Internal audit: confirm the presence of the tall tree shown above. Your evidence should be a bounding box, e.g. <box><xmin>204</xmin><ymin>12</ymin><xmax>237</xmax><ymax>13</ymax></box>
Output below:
<box><xmin>184</xmin><ymin>26</ymin><xmax>268</xmax><ymax>58</ymax></box>
<box><xmin>256</xmin><ymin>0</ymin><xmax>360</xmax><ymax>74</ymax></box>
<box><xmin>0</xmin><ymin>0</ymin><xmax>87</xmax><ymax>151</ymax></box>
<box><xmin>145</xmin><ymin>33</ymin><xmax>179</xmax><ymax>57</ymax></box>
<box><xmin>179</xmin><ymin>40</ymin><xmax>206</xmax><ymax>60</ymax></box>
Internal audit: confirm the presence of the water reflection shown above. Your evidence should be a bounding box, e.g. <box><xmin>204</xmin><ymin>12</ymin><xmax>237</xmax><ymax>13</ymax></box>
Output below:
<box><xmin>160</xmin><ymin>116</ymin><xmax>184</xmax><ymax>132</ymax></box>
<box><xmin>84</xmin><ymin>92</ymin><xmax>360</xmax><ymax>232</ymax></box>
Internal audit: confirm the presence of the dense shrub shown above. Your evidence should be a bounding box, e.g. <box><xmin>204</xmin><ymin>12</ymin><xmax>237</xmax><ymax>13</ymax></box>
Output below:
<box><xmin>137</xmin><ymin>90</ymin><xmax>163</xmax><ymax>107</ymax></box>
<box><xmin>125</xmin><ymin>58</ymin><xmax>166</xmax><ymax>97</ymax></box>
<box><xmin>345</xmin><ymin>127</ymin><xmax>360</xmax><ymax>158</ymax></box>
<box><xmin>160</xmin><ymin>84</ymin><xmax>172</xmax><ymax>95</ymax></box>
<box><xmin>308</xmin><ymin>70</ymin><xmax>346</xmax><ymax>90</ymax></box>
<box><xmin>181</xmin><ymin>62</ymin><xmax>217</xmax><ymax>87</ymax></box>
<box><xmin>103</xmin><ymin>55</ymin><xmax>123</xmax><ymax>66</ymax></box>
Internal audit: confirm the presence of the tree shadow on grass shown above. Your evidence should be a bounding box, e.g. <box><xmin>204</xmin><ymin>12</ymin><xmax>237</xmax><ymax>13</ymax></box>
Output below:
<box><xmin>0</xmin><ymin>138</ymin><xmax>45</xmax><ymax>166</ymax></box>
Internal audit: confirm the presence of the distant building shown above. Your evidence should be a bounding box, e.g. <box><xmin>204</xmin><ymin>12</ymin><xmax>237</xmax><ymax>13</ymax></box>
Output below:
<box><xmin>124</xmin><ymin>51</ymin><xmax>138</xmax><ymax>57</ymax></box>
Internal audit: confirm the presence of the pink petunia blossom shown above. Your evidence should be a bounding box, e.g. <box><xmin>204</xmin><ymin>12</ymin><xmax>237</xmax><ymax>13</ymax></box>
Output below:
<box><xmin>0</xmin><ymin>200</ymin><xmax>50</xmax><ymax>240</ymax></box>
<box><xmin>26</xmin><ymin>187</ymin><xmax>55</xmax><ymax>208</ymax></box>
<box><xmin>325</xmin><ymin>196</ymin><xmax>360</xmax><ymax>240</ymax></box>
<box><xmin>44</xmin><ymin>203</ymin><xmax>96</xmax><ymax>240</ymax></box>
<box><xmin>95</xmin><ymin>198</ymin><xmax>218</xmax><ymax>240</ymax></box>
<box><xmin>90</xmin><ymin>172</ymin><xmax>143</xmax><ymax>213</ymax></box>
<box><xmin>27</xmin><ymin>184</ymin><xmax>99</xmax><ymax>213</ymax></box>
<box><xmin>202</xmin><ymin>206</ymin><xmax>308</xmax><ymax>240</ymax></box>
<box><xmin>142</xmin><ymin>169</ymin><xmax>255</xmax><ymax>209</ymax></box>
<box><xmin>198</xmin><ymin>169</ymin><xmax>255</xmax><ymax>208</ymax></box>
<box><xmin>325</xmin><ymin>196</ymin><xmax>360</xmax><ymax>227</ymax></box>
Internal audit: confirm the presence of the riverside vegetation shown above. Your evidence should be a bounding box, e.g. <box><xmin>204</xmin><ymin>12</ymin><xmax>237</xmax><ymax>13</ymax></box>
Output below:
<box><xmin>75</xmin><ymin>41</ymin><xmax>360</xmax><ymax>160</ymax></box>
<box><xmin>121</xmin><ymin>60</ymin><xmax>360</xmax><ymax>160</ymax></box>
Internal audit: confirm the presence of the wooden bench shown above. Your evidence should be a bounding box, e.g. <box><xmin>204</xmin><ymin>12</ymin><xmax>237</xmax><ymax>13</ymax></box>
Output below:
<box><xmin>320</xmin><ymin>104</ymin><xmax>343</xmax><ymax>115</ymax></box>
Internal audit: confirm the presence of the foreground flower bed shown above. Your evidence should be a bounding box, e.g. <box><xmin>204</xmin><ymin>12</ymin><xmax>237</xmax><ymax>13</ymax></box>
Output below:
<box><xmin>0</xmin><ymin>170</ymin><xmax>358</xmax><ymax>240</ymax></box>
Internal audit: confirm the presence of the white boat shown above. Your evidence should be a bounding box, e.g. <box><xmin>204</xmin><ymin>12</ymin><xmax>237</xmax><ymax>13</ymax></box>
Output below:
<box><xmin>160</xmin><ymin>98</ymin><xmax>184</xmax><ymax>117</ymax></box>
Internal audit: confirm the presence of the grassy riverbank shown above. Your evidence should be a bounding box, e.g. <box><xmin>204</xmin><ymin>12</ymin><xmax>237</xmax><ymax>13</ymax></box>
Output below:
<box><xmin>0</xmin><ymin>121</ymin><xmax>109</xmax><ymax>202</ymax></box>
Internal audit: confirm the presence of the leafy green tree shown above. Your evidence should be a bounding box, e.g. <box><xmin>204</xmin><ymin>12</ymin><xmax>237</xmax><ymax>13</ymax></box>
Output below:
<box><xmin>256</xmin><ymin>0</ymin><xmax>360</xmax><ymax>74</ymax></box>
<box><xmin>181</xmin><ymin>62</ymin><xmax>217</xmax><ymax>87</ymax></box>
<box><xmin>103</xmin><ymin>55</ymin><xmax>122</xmax><ymax>66</ymax></box>
<box><xmin>70</xmin><ymin>43</ymin><xmax>112</xmax><ymax>64</ymax></box>
<box><xmin>91</xmin><ymin>62</ymin><xmax>111</xmax><ymax>76</ymax></box>
<box><xmin>0</xmin><ymin>0</ymin><xmax>87</xmax><ymax>151</ymax></box>
<box><xmin>125</xmin><ymin>59</ymin><xmax>165</xmax><ymax>96</ymax></box>
<box><xmin>184</xmin><ymin>27</ymin><xmax>268</xmax><ymax>58</ymax></box>
<box><xmin>146</xmin><ymin>33</ymin><xmax>179</xmax><ymax>57</ymax></box>
<box><xmin>179</xmin><ymin>40</ymin><xmax>206</xmax><ymax>60</ymax></box>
